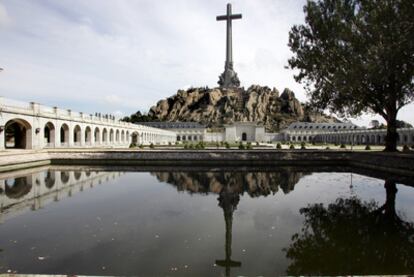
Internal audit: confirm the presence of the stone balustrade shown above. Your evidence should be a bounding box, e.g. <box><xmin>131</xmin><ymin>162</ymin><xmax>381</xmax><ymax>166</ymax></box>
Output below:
<box><xmin>0</xmin><ymin>97</ymin><xmax>176</xmax><ymax>150</ymax></box>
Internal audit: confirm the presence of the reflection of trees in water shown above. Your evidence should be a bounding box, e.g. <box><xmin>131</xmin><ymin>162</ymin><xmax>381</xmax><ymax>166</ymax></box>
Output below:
<box><xmin>284</xmin><ymin>180</ymin><xmax>414</xmax><ymax>275</ymax></box>
<box><xmin>152</xmin><ymin>170</ymin><xmax>305</xmax><ymax>196</ymax></box>
<box><xmin>5</xmin><ymin>177</ymin><xmax>31</xmax><ymax>199</ymax></box>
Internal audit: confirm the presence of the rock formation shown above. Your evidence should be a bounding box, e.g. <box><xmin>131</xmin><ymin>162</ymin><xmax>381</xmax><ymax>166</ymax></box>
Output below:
<box><xmin>147</xmin><ymin>85</ymin><xmax>338</xmax><ymax>131</ymax></box>
<box><xmin>151</xmin><ymin>170</ymin><xmax>306</xmax><ymax>197</ymax></box>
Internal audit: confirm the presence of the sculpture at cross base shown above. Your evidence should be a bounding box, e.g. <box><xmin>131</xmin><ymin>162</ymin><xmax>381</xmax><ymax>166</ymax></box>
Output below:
<box><xmin>216</xmin><ymin>3</ymin><xmax>242</xmax><ymax>88</ymax></box>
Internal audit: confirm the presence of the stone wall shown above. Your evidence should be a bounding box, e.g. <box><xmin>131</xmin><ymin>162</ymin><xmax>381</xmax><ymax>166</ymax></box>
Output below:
<box><xmin>1</xmin><ymin>150</ymin><xmax>413</xmax><ymax>177</ymax></box>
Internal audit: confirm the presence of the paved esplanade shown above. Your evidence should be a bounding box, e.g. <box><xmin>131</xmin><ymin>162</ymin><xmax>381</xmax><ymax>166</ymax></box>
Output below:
<box><xmin>217</xmin><ymin>3</ymin><xmax>242</xmax><ymax>88</ymax></box>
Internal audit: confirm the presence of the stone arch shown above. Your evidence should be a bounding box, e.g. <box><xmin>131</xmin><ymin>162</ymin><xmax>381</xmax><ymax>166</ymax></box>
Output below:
<box><xmin>242</xmin><ymin>132</ymin><xmax>247</xmax><ymax>141</ymax></box>
<box><xmin>131</xmin><ymin>132</ymin><xmax>139</xmax><ymax>145</ymax></box>
<box><xmin>44</xmin><ymin>170</ymin><xmax>55</xmax><ymax>189</ymax></box>
<box><xmin>94</xmin><ymin>127</ymin><xmax>100</xmax><ymax>143</ymax></box>
<box><xmin>116</xmin><ymin>129</ymin><xmax>120</xmax><ymax>143</ymax></box>
<box><xmin>4</xmin><ymin>118</ymin><xmax>32</xmax><ymax>149</ymax></box>
<box><xmin>73</xmin><ymin>125</ymin><xmax>82</xmax><ymax>145</ymax></box>
<box><xmin>102</xmin><ymin>128</ymin><xmax>108</xmax><ymax>144</ymax></box>
<box><xmin>44</xmin><ymin>122</ymin><xmax>55</xmax><ymax>147</ymax></box>
<box><xmin>61</xmin><ymin>171</ymin><xmax>70</xmax><ymax>184</ymax></box>
<box><xmin>109</xmin><ymin>129</ymin><xmax>114</xmax><ymax>143</ymax></box>
<box><xmin>403</xmin><ymin>134</ymin><xmax>408</xmax><ymax>143</ymax></box>
<box><xmin>85</xmin><ymin>126</ymin><xmax>92</xmax><ymax>145</ymax></box>
<box><xmin>126</xmin><ymin>131</ymin><xmax>130</xmax><ymax>143</ymax></box>
<box><xmin>5</xmin><ymin>176</ymin><xmax>32</xmax><ymax>199</ymax></box>
<box><xmin>74</xmin><ymin>171</ymin><xmax>82</xmax><ymax>180</ymax></box>
<box><xmin>371</xmin><ymin>135</ymin><xmax>375</xmax><ymax>144</ymax></box>
<box><xmin>60</xmin><ymin>123</ymin><xmax>70</xmax><ymax>146</ymax></box>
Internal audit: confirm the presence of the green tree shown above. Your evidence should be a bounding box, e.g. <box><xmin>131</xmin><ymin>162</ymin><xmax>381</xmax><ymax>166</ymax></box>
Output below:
<box><xmin>121</xmin><ymin>111</ymin><xmax>160</xmax><ymax>123</ymax></box>
<box><xmin>288</xmin><ymin>0</ymin><xmax>414</xmax><ymax>151</ymax></box>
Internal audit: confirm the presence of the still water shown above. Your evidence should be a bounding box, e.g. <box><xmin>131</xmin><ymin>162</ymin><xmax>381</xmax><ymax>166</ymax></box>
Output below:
<box><xmin>0</xmin><ymin>166</ymin><xmax>413</xmax><ymax>276</ymax></box>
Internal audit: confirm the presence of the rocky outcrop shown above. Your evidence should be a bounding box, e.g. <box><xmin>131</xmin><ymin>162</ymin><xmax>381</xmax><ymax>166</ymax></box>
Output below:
<box><xmin>148</xmin><ymin>85</ymin><xmax>338</xmax><ymax>131</ymax></box>
<box><xmin>151</xmin><ymin>170</ymin><xmax>307</xmax><ymax>197</ymax></box>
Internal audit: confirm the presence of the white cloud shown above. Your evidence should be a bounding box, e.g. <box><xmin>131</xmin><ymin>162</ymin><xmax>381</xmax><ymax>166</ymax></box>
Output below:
<box><xmin>0</xmin><ymin>3</ymin><xmax>10</xmax><ymax>28</ymax></box>
<box><xmin>0</xmin><ymin>0</ymin><xmax>412</xmax><ymax>127</ymax></box>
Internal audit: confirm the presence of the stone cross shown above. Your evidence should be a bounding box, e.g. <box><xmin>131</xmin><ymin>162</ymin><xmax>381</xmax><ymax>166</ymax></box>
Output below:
<box><xmin>216</xmin><ymin>3</ymin><xmax>242</xmax><ymax>88</ymax></box>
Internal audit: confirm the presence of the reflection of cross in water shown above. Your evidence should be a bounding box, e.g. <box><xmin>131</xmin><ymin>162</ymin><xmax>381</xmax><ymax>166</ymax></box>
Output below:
<box><xmin>215</xmin><ymin>186</ymin><xmax>241</xmax><ymax>277</ymax></box>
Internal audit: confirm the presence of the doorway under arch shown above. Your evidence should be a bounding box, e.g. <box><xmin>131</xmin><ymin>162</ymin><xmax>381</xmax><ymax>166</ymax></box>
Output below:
<box><xmin>242</xmin><ymin>132</ymin><xmax>247</xmax><ymax>141</ymax></box>
<box><xmin>4</xmin><ymin>119</ymin><xmax>32</xmax><ymax>149</ymax></box>
<box><xmin>73</xmin><ymin>125</ymin><xmax>81</xmax><ymax>146</ymax></box>
<box><xmin>131</xmin><ymin>132</ymin><xmax>139</xmax><ymax>145</ymax></box>
<box><xmin>85</xmin><ymin>126</ymin><xmax>92</xmax><ymax>145</ymax></box>
<box><xmin>44</xmin><ymin>122</ymin><xmax>55</xmax><ymax>147</ymax></box>
<box><xmin>94</xmin><ymin>127</ymin><xmax>100</xmax><ymax>144</ymax></box>
<box><xmin>60</xmin><ymin>124</ymin><xmax>70</xmax><ymax>147</ymax></box>
<box><xmin>102</xmin><ymin>128</ymin><xmax>108</xmax><ymax>144</ymax></box>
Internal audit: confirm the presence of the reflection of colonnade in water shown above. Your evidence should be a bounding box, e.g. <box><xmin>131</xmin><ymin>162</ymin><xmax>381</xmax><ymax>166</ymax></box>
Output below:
<box><xmin>0</xmin><ymin>168</ymin><xmax>123</xmax><ymax>223</ymax></box>
<box><xmin>152</xmin><ymin>170</ymin><xmax>306</xmax><ymax>276</ymax></box>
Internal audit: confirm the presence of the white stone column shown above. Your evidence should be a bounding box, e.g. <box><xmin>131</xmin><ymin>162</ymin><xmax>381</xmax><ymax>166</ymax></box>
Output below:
<box><xmin>68</xmin><ymin>122</ymin><xmax>74</xmax><ymax>147</ymax></box>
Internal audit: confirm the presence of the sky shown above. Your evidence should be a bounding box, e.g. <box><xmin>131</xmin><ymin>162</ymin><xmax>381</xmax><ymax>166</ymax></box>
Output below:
<box><xmin>0</xmin><ymin>0</ymin><xmax>412</xmax><ymax>127</ymax></box>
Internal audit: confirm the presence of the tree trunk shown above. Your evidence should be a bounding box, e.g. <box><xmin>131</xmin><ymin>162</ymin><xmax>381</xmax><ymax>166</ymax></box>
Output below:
<box><xmin>384</xmin><ymin>112</ymin><xmax>398</xmax><ymax>152</ymax></box>
<box><xmin>384</xmin><ymin>179</ymin><xmax>397</xmax><ymax>219</ymax></box>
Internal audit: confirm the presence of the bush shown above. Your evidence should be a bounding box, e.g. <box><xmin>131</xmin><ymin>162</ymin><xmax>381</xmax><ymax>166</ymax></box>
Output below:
<box><xmin>195</xmin><ymin>142</ymin><xmax>205</xmax><ymax>150</ymax></box>
<box><xmin>403</xmin><ymin>145</ymin><xmax>410</xmax><ymax>152</ymax></box>
<box><xmin>325</xmin><ymin>146</ymin><xmax>330</xmax><ymax>150</ymax></box>
<box><xmin>139</xmin><ymin>144</ymin><xmax>144</xmax><ymax>149</ymax></box>
<box><xmin>168</xmin><ymin>142</ymin><xmax>172</xmax><ymax>146</ymax></box>
<box><xmin>129</xmin><ymin>142</ymin><xmax>136</xmax><ymax>148</ymax></box>
<box><xmin>184</xmin><ymin>144</ymin><xmax>188</xmax><ymax>149</ymax></box>
<box><xmin>149</xmin><ymin>143</ymin><xmax>155</xmax><ymax>149</ymax></box>
<box><xmin>276</xmin><ymin>142</ymin><xmax>282</xmax><ymax>149</ymax></box>
<box><xmin>256</xmin><ymin>141</ymin><xmax>260</xmax><ymax>146</ymax></box>
<box><xmin>246</xmin><ymin>142</ymin><xmax>252</xmax><ymax>149</ymax></box>
<box><xmin>188</xmin><ymin>144</ymin><xmax>194</xmax><ymax>149</ymax></box>
<box><xmin>365</xmin><ymin>145</ymin><xmax>371</xmax><ymax>150</ymax></box>
<box><xmin>225</xmin><ymin>142</ymin><xmax>230</xmax><ymax>149</ymax></box>
<box><xmin>301</xmin><ymin>142</ymin><xmax>306</xmax><ymax>149</ymax></box>
<box><xmin>238</xmin><ymin>143</ymin><xmax>245</xmax><ymax>150</ymax></box>
<box><xmin>216</xmin><ymin>142</ymin><xmax>220</xmax><ymax>148</ymax></box>
<box><xmin>340</xmin><ymin>144</ymin><xmax>346</xmax><ymax>149</ymax></box>
<box><xmin>290</xmin><ymin>144</ymin><xmax>295</xmax><ymax>150</ymax></box>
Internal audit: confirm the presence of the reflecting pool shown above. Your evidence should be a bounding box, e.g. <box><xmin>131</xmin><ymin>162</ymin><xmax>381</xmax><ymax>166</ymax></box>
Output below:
<box><xmin>0</xmin><ymin>166</ymin><xmax>413</xmax><ymax>276</ymax></box>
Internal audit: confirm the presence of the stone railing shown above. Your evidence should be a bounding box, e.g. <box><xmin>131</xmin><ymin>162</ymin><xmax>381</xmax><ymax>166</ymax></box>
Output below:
<box><xmin>0</xmin><ymin>97</ymin><xmax>176</xmax><ymax>137</ymax></box>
